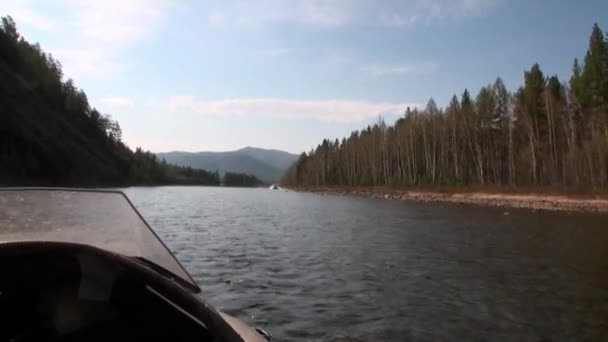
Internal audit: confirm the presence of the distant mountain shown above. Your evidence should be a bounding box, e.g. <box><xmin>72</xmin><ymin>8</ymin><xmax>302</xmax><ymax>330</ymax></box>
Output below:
<box><xmin>157</xmin><ymin>147</ymin><xmax>299</xmax><ymax>182</ymax></box>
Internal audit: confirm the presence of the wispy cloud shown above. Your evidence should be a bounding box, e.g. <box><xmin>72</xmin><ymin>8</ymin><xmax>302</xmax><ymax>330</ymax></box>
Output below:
<box><xmin>295</xmin><ymin>0</ymin><xmax>351</xmax><ymax>27</ymax></box>
<box><xmin>64</xmin><ymin>0</ymin><xmax>173</xmax><ymax>46</ymax></box>
<box><xmin>210</xmin><ymin>0</ymin><xmax>498</xmax><ymax>28</ymax></box>
<box><xmin>207</xmin><ymin>10</ymin><xmax>226</xmax><ymax>25</ymax></box>
<box><xmin>49</xmin><ymin>48</ymin><xmax>125</xmax><ymax>79</ymax></box>
<box><xmin>364</xmin><ymin>62</ymin><xmax>438</xmax><ymax>77</ymax></box>
<box><xmin>166</xmin><ymin>96</ymin><xmax>416</xmax><ymax>123</ymax></box>
<box><xmin>9</xmin><ymin>7</ymin><xmax>57</xmax><ymax>30</ymax></box>
<box><xmin>229</xmin><ymin>0</ymin><xmax>351</xmax><ymax>28</ymax></box>
<box><xmin>99</xmin><ymin>96</ymin><xmax>135</xmax><ymax>109</ymax></box>
<box><xmin>378</xmin><ymin>0</ymin><xmax>498</xmax><ymax>28</ymax></box>
<box><xmin>259</xmin><ymin>47</ymin><xmax>291</xmax><ymax>57</ymax></box>
<box><xmin>379</xmin><ymin>13</ymin><xmax>418</xmax><ymax>29</ymax></box>
<box><xmin>4</xmin><ymin>0</ymin><xmax>175</xmax><ymax>79</ymax></box>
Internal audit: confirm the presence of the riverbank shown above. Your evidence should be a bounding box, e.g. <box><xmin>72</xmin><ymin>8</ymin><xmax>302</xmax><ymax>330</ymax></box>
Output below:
<box><xmin>288</xmin><ymin>186</ymin><xmax>608</xmax><ymax>213</ymax></box>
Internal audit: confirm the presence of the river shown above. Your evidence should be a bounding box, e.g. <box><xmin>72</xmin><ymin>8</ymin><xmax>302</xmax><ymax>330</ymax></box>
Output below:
<box><xmin>123</xmin><ymin>186</ymin><xmax>608</xmax><ymax>341</ymax></box>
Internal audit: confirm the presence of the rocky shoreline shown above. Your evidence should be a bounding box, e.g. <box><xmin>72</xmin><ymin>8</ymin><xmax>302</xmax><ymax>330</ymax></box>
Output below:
<box><xmin>289</xmin><ymin>187</ymin><xmax>608</xmax><ymax>213</ymax></box>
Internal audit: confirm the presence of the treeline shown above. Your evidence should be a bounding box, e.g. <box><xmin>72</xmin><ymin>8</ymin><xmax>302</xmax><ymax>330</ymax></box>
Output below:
<box><xmin>223</xmin><ymin>172</ymin><xmax>262</xmax><ymax>187</ymax></box>
<box><xmin>131</xmin><ymin>148</ymin><xmax>221</xmax><ymax>185</ymax></box>
<box><xmin>283</xmin><ymin>24</ymin><xmax>608</xmax><ymax>192</ymax></box>
<box><xmin>0</xmin><ymin>16</ymin><xmax>218</xmax><ymax>186</ymax></box>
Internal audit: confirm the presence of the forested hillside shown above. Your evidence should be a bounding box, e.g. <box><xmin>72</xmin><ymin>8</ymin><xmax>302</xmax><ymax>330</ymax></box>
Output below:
<box><xmin>0</xmin><ymin>16</ymin><xmax>219</xmax><ymax>186</ymax></box>
<box><xmin>283</xmin><ymin>24</ymin><xmax>608</xmax><ymax>192</ymax></box>
<box><xmin>158</xmin><ymin>147</ymin><xmax>298</xmax><ymax>182</ymax></box>
<box><xmin>223</xmin><ymin>172</ymin><xmax>263</xmax><ymax>187</ymax></box>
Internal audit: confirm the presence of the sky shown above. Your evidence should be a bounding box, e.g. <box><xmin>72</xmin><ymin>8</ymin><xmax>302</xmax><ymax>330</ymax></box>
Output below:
<box><xmin>2</xmin><ymin>0</ymin><xmax>608</xmax><ymax>154</ymax></box>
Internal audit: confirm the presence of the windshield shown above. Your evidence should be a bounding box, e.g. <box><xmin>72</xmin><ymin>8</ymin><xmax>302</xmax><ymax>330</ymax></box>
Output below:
<box><xmin>0</xmin><ymin>188</ymin><xmax>199</xmax><ymax>292</ymax></box>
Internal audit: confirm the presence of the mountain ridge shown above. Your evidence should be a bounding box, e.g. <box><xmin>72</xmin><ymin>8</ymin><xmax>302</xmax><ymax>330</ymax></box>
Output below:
<box><xmin>157</xmin><ymin>147</ymin><xmax>298</xmax><ymax>182</ymax></box>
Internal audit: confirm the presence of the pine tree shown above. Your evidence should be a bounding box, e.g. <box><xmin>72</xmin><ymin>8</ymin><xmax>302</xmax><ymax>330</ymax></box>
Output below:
<box><xmin>281</xmin><ymin>23</ymin><xmax>608</xmax><ymax>192</ymax></box>
<box><xmin>492</xmin><ymin>77</ymin><xmax>509</xmax><ymax>131</ymax></box>
<box><xmin>581</xmin><ymin>23</ymin><xmax>608</xmax><ymax>112</ymax></box>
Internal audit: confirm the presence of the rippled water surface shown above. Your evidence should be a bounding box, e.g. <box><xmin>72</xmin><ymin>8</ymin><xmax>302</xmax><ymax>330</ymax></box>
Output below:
<box><xmin>123</xmin><ymin>186</ymin><xmax>608</xmax><ymax>341</ymax></box>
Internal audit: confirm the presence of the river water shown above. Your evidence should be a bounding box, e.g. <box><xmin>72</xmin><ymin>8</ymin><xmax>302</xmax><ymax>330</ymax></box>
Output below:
<box><xmin>123</xmin><ymin>186</ymin><xmax>608</xmax><ymax>341</ymax></box>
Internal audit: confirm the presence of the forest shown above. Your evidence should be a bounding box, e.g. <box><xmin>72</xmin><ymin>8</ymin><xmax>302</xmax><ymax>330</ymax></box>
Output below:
<box><xmin>223</xmin><ymin>172</ymin><xmax>263</xmax><ymax>187</ymax></box>
<box><xmin>282</xmin><ymin>24</ymin><xmax>608</xmax><ymax>193</ymax></box>
<box><xmin>0</xmin><ymin>16</ymin><xmax>220</xmax><ymax>186</ymax></box>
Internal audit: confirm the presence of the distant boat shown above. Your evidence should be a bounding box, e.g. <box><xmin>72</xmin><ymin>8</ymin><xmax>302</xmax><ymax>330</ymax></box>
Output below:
<box><xmin>269</xmin><ymin>184</ymin><xmax>279</xmax><ymax>190</ymax></box>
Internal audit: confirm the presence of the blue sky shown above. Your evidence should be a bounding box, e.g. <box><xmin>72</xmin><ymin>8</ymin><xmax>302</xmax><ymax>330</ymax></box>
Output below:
<box><xmin>3</xmin><ymin>0</ymin><xmax>607</xmax><ymax>154</ymax></box>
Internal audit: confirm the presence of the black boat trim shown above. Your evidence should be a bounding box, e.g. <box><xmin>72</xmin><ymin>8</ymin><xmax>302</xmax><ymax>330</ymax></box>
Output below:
<box><xmin>146</xmin><ymin>285</ymin><xmax>208</xmax><ymax>329</ymax></box>
<box><xmin>0</xmin><ymin>241</ymin><xmax>246</xmax><ymax>342</ymax></box>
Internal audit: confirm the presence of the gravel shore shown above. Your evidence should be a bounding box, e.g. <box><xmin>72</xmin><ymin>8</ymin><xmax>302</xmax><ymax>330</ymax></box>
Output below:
<box><xmin>290</xmin><ymin>187</ymin><xmax>608</xmax><ymax>213</ymax></box>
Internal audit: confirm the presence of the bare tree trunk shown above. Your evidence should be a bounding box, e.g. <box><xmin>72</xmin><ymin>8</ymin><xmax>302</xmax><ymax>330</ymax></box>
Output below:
<box><xmin>451</xmin><ymin>116</ymin><xmax>460</xmax><ymax>180</ymax></box>
<box><xmin>529</xmin><ymin>127</ymin><xmax>537</xmax><ymax>185</ymax></box>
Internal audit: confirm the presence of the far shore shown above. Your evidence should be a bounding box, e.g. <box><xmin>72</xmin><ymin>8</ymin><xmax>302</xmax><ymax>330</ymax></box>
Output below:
<box><xmin>287</xmin><ymin>186</ymin><xmax>608</xmax><ymax>213</ymax></box>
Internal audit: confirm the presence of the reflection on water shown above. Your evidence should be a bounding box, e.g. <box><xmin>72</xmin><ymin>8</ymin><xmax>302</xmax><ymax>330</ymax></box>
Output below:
<box><xmin>124</xmin><ymin>186</ymin><xmax>608</xmax><ymax>341</ymax></box>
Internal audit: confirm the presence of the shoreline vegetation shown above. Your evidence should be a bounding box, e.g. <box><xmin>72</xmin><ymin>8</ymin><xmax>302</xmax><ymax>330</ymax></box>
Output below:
<box><xmin>289</xmin><ymin>186</ymin><xmax>608</xmax><ymax>213</ymax></box>
<box><xmin>223</xmin><ymin>172</ymin><xmax>263</xmax><ymax>187</ymax></box>
<box><xmin>282</xmin><ymin>23</ymin><xmax>608</xmax><ymax>206</ymax></box>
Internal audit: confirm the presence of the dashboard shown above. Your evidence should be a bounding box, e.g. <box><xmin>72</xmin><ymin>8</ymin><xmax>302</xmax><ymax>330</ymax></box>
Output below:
<box><xmin>0</xmin><ymin>243</ymin><xmax>215</xmax><ymax>341</ymax></box>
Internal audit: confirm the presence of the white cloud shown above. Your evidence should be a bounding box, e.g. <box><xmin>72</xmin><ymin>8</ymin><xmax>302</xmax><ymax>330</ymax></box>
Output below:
<box><xmin>49</xmin><ymin>48</ymin><xmax>125</xmax><ymax>79</ymax></box>
<box><xmin>99</xmin><ymin>96</ymin><xmax>135</xmax><ymax>109</ymax></box>
<box><xmin>207</xmin><ymin>10</ymin><xmax>226</xmax><ymax>25</ymax></box>
<box><xmin>64</xmin><ymin>0</ymin><xmax>173</xmax><ymax>46</ymax></box>
<box><xmin>4</xmin><ymin>0</ymin><xmax>175</xmax><ymax>79</ymax></box>
<box><xmin>166</xmin><ymin>96</ymin><xmax>417</xmax><ymax>123</ymax></box>
<box><xmin>1</xmin><ymin>0</ymin><xmax>57</xmax><ymax>31</ymax></box>
<box><xmin>9</xmin><ymin>8</ymin><xmax>57</xmax><ymax>30</ymax></box>
<box><xmin>364</xmin><ymin>62</ymin><xmax>438</xmax><ymax>77</ymax></box>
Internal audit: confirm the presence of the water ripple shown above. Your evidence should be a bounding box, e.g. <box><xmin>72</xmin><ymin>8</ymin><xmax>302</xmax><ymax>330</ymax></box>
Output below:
<box><xmin>124</xmin><ymin>186</ymin><xmax>608</xmax><ymax>342</ymax></box>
